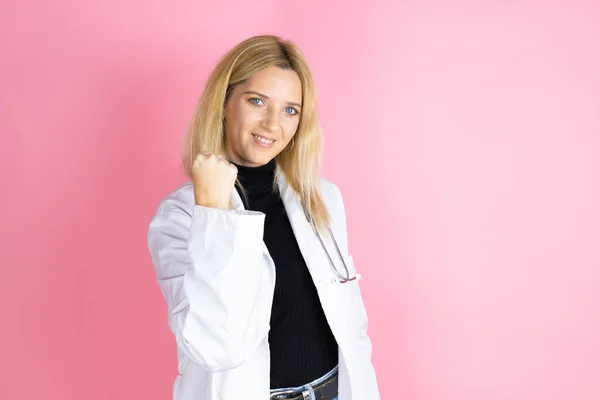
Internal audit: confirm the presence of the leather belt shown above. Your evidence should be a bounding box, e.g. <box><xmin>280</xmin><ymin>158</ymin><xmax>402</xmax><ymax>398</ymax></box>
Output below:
<box><xmin>270</xmin><ymin>370</ymin><xmax>338</xmax><ymax>400</ymax></box>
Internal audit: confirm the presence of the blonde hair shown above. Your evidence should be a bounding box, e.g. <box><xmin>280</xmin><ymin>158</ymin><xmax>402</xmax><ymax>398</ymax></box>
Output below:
<box><xmin>181</xmin><ymin>35</ymin><xmax>331</xmax><ymax>232</ymax></box>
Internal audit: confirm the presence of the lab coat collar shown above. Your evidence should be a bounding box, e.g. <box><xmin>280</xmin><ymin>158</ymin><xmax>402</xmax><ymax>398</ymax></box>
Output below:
<box><xmin>230</xmin><ymin>170</ymin><xmax>331</xmax><ymax>282</ymax></box>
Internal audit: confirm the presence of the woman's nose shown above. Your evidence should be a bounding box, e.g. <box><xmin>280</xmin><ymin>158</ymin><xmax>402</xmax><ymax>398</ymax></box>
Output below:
<box><xmin>261</xmin><ymin>108</ymin><xmax>281</xmax><ymax>132</ymax></box>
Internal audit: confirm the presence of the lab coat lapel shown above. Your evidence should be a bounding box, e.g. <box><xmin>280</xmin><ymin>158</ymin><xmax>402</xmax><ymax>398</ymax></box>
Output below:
<box><xmin>230</xmin><ymin>172</ymin><xmax>331</xmax><ymax>282</ymax></box>
<box><xmin>231</xmin><ymin>183</ymin><xmax>245</xmax><ymax>211</ymax></box>
<box><xmin>276</xmin><ymin>173</ymin><xmax>331</xmax><ymax>282</ymax></box>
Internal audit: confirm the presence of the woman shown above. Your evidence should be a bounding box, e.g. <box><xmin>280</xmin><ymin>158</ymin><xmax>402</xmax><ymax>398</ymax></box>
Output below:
<box><xmin>147</xmin><ymin>35</ymin><xmax>380</xmax><ymax>400</ymax></box>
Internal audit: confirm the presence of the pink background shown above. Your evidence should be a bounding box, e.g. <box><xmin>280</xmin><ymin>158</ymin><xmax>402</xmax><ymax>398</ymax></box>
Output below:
<box><xmin>2</xmin><ymin>1</ymin><xmax>599</xmax><ymax>399</ymax></box>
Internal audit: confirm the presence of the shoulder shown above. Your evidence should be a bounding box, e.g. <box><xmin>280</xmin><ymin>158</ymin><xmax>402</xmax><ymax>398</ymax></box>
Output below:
<box><xmin>318</xmin><ymin>176</ymin><xmax>345</xmax><ymax>211</ymax></box>
<box><xmin>318</xmin><ymin>176</ymin><xmax>347</xmax><ymax>229</ymax></box>
<box><xmin>151</xmin><ymin>181</ymin><xmax>196</xmax><ymax>218</ymax></box>
<box><xmin>319</xmin><ymin>176</ymin><xmax>342</xmax><ymax>200</ymax></box>
<box><xmin>318</xmin><ymin>176</ymin><xmax>349</xmax><ymax>251</ymax></box>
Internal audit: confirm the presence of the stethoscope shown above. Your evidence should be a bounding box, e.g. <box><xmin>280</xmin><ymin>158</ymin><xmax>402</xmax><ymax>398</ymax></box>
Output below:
<box><xmin>227</xmin><ymin>152</ymin><xmax>360</xmax><ymax>284</ymax></box>
<box><xmin>303</xmin><ymin>208</ymin><xmax>361</xmax><ymax>284</ymax></box>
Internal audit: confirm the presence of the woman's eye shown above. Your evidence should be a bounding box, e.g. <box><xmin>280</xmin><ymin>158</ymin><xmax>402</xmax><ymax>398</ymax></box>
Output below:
<box><xmin>285</xmin><ymin>107</ymin><xmax>298</xmax><ymax>115</ymax></box>
<box><xmin>249</xmin><ymin>98</ymin><xmax>264</xmax><ymax>106</ymax></box>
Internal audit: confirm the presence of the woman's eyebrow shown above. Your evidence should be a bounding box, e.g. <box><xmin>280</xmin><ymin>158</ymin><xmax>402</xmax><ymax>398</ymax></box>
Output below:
<box><xmin>243</xmin><ymin>90</ymin><xmax>302</xmax><ymax>108</ymax></box>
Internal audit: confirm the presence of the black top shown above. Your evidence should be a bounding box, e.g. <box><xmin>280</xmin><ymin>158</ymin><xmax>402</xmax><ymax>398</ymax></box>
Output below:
<box><xmin>232</xmin><ymin>158</ymin><xmax>338</xmax><ymax>388</ymax></box>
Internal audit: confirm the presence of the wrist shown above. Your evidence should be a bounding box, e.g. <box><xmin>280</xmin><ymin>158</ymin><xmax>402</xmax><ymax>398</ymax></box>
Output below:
<box><xmin>194</xmin><ymin>195</ymin><xmax>229</xmax><ymax>210</ymax></box>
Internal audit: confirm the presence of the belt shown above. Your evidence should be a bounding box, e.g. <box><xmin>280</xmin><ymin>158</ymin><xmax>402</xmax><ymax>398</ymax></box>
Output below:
<box><xmin>269</xmin><ymin>366</ymin><xmax>338</xmax><ymax>400</ymax></box>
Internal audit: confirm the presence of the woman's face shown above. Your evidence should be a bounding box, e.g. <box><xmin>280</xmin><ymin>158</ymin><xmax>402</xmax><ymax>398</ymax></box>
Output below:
<box><xmin>223</xmin><ymin>66</ymin><xmax>302</xmax><ymax>167</ymax></box>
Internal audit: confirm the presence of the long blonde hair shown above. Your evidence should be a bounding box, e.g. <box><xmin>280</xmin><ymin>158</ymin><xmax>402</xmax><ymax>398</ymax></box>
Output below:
<box><xmin>181</xmin><ymin>35</ymin><xmax>330</xmax><ymax>232</ymax></box>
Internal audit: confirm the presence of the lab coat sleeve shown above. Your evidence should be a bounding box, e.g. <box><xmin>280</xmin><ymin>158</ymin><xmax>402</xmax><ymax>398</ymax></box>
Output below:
<box><xmin>331</xmin><ymin>183</ymin><xmax>381</xmax><ymax>397</ymax></box>
<box><xmin>147</xmin><ymin>198</ymin><xmax>271</xmax><ymax>372</ymax></box>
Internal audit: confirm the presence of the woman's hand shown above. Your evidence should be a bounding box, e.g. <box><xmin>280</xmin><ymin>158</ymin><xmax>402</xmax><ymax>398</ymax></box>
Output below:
<box><xmin>192</xmin><ymin>152</ymin><xmax>238</xmax><ymax>210</ymax></box>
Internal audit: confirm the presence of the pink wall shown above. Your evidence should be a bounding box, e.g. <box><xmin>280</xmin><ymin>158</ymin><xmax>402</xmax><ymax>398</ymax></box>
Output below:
<box><xmin>2</xmin><ymin>1</ymin><xmax>599</xmax><ymax>399</ymax></box>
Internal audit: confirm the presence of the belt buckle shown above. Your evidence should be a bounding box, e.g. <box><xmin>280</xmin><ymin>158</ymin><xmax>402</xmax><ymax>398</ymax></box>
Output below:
<box><xmin>269</xmin><ymin>389</ymin><xmax>295</xmax><ymax>399</ymax></box>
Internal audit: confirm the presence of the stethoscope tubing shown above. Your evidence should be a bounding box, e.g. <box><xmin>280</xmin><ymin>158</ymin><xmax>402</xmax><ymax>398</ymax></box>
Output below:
<box><xmin>304</xmin><ymin>208</ymin><xmax>358</xmax><ymax>284</ymax></box>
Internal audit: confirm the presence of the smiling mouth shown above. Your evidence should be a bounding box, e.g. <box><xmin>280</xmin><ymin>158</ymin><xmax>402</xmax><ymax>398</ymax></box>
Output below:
<box><xmin>252</xmin><ymin>134</ymin><xmax>275</xmax><ymax>144</ymax></box>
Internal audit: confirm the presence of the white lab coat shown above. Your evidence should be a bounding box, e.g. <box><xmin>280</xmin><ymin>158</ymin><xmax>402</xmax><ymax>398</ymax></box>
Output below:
<box><xmin>147</xmin><ymin>172</ymin><xmax>380</xmax><ymax>400</ymax></box>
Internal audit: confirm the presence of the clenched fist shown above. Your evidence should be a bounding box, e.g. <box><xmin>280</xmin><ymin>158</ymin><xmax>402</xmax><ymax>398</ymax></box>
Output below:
<box><xmin>192</xmin><ymin>152</ymin><xmax>238</xmax><ymax>210</ymax></box>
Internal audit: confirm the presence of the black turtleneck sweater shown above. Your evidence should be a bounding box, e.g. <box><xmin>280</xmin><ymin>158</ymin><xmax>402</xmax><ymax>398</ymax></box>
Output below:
<box><xmin>232</xmin><ymin>158</ymin><xmax>338</xmax><ymax>388</ymax></box>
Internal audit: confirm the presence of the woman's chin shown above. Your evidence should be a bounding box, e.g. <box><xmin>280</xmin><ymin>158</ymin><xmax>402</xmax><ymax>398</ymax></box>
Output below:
<box><xmin>237</xmin><ymin>151</ymin><xmax>276</xmax><ymax>167</ymax></box>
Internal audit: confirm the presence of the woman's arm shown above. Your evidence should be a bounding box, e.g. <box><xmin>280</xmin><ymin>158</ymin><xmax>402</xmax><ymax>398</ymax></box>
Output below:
<box><xmin>147</xmin><ymin>197</ymin><xmax>271</xmax><ymax>372</ymax></box>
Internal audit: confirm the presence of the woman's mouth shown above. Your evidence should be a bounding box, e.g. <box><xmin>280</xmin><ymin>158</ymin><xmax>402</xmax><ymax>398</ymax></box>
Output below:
<box><xmin>252</xmin><ymin>134</ymin><xmax>275</xmax><ymax>148</ymax></box>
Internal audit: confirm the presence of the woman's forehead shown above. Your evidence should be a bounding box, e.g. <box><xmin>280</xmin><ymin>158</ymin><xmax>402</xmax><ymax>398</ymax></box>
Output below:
<box><xmin>240</xmin><ymin>66</ymin><xmax>302</xmax><ymax>102</ymax></box>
